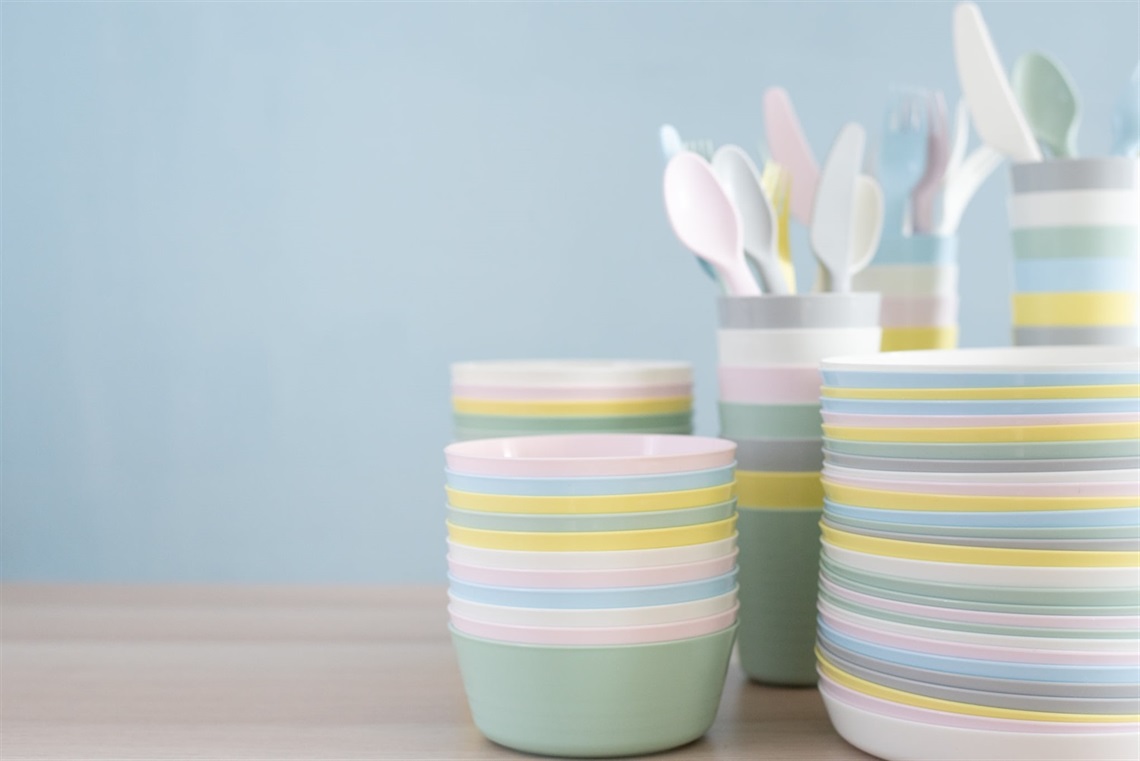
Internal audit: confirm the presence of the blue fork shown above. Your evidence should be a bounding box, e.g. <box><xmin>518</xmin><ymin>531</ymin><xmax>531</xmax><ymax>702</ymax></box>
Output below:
<box><xmin>878</xmin><ymin>91</ymin><xmax>930</xmax><ymax>241</ymax></box>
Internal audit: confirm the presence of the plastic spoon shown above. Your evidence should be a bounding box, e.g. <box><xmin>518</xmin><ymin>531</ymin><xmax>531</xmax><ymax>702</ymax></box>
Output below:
<box><xmin>761</xmin><ymin>161</ymin><xmax>796</xmax><ymax>293</ymax></box>
<box><xmin>764</xmin><ymin>87</ymin><xmax>820</xmax><ymax>227</ymax></box>
<box><xmin>712</xmin><ymin>146</ymin><xmax>788</xmax><ymax>294</ymax></box>
<box><xmin>1111</xmin><ymin>63</ymin><xmax>1140</xmax><ymax>156</ymax></box>
<box><xmin>953</xmin><ymin>2</ymin><xmax>1043</xmax><ymax>162</ymax></box>
<box><xmin>663</xmin><ymin>153</ymin><xmax>761</xmax><ymax>296</ymax></box>
<box><xmin>811</xmin><ymin>123</ymin><xmax>866</xmax><ymax>293</ymax></box>
<box><xmin>911</xmin><ymin>91</ymin><xmax>951</xmax><ymax>234</ymax></box>
<box><xmin>814</xmin><ymin>176</ymin><xmax>883</xmax><ymax>292</ymax></box>
<box><xmin>660</xmin><ymin>125</ymin><xmax>720</xmax><ymax>284</ymax></box>
<box><xmin>1012</xmin><ymin>52</ymin><xmax>1081</xmax><ymax>158</ymax></box>
<box><xmin>936</xmin><ymin>145</ymin><xmax>1004</xmax><ymax>233</ymax></box>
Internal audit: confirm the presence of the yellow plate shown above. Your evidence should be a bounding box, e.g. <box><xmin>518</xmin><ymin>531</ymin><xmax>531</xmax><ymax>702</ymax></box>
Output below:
<box><xmin>445</xmin><ymin>483</ymin><xmax>736</xmax><ymax>515</ymax></box>
<box><xmin>822</xmin><ymin>481</ymin><xmax>1138</xmax><ymax>513</ymax></box>
<box><xmin>736</xmin><ymin>470</ymin><xmax>823</xmax><ymax>509</ymax></box>
<box><xmin>821</xmin><ymin>384</ymin><xmax>1140</xmax><ymax>400</ymax></box>
<box><xmin>823</xmin><ymin>421</ymin><xmax>1140</xmax><ymax>443</ymax></box>
<box><xmin>452</xmin><ymin>396</ymin><xmax>692</xmax><ymax>417</ymax></box>
<box><xmin>817</xmin><ymin>651</ymin><xmax>1138</xmax><ymax>723</ymax></box>
<box><xmin>881</xmin><ymin>326</ymin><xmax>958</xmax><ymax>352</ymax></box>
<box><xmin>446</xmin><ymin>515</ymin><xmax>738</xmax><ymax>551</ymax></box>
<box><xmin>820</xmin><ymin>524</ymin><xmax>1140</xmax><ymax>567</ymax></box>
<box><xmin>1014</xmin><ymin>292</ymin><xmax>1138</xmax><ymax>328</ymax></box>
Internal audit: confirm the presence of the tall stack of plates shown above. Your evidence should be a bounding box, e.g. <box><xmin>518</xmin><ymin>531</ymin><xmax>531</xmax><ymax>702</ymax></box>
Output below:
<box><xmin>450</xmin><ymin>360</ymin><xmax>693</xmax><ymax>440</ymax></box>
<box><xmin>815</xmin><ymin>347</ymin><xmax>1140</xmax><ymax>761</ymax></box>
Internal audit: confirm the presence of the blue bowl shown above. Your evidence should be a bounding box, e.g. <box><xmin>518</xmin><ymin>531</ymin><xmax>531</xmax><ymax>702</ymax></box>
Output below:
<box><xmin>446</xmin><ymin>570</ymin><xmax>738</xmax><ymax>609</ymax></box>
<box><xmin>821</xmin><ymin>367</ymin><xmax>1139</xmax><ymax>389</ymax></box>
<box><xmin>444</xmin><ymin>464</ymin><xmax>736</xmax><ymax>496</ymax></box>
<box><xmin>822</xmin><ymin>500</ymin><xmax>1140</xmax><ymax>528</ymax></box>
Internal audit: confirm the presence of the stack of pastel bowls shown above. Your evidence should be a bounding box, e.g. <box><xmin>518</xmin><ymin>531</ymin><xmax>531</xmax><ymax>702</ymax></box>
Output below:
<box><xmin>444</xmin><ymin>434</ymin><xmax>740</xmax><ymax>757</ymax></box>
<box><xmin>716</xmin><ymin>294</ymin><xmax>881</xmax><ymax>685</ymax></box>
<box><xmin>854</xmin><ymin>235</ymin><xmax>960</xmax><ymax>351</ymax></box>
<box><xmin>813</xmin><ymin>347</ymin><xmax>1140</xmax><ymax>761</ymax></box>
<box><xmin>1008</xmin><ymin>158</ymin><xmax>1139</xmax><ymax>347</ymax></box>
<box><xmin>450</xmin><ymin>360</ymin><xmax>694</xmax><ymax>441</ymax></box>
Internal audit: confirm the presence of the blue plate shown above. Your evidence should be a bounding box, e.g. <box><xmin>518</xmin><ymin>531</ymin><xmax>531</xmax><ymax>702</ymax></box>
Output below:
<box><xmin>822</xmin><ymin>367</ymin><xmax>1139</xmax><ymax>389</ymax></box>
<box><xmin>822</xmin><ymin>500</ymin><xmax>1140</xmax><ymax>528</ymax></box>
<box><xmin>444</xmin><ymin>464</ymin><xmax>736</xmax><ymax>496</ymax></box>
<box><xmin>821</xmin><ymin>398</ymin><xmax>1140</xmax><ymax>415</ymax></box>
<box><xmin>446</xmin><ymin>570</ymin><xmax>738</xmax><ymax>609</ymax></box>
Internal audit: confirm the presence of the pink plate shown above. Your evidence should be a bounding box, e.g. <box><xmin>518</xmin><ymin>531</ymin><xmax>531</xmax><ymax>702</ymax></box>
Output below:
<box><xmin>717</xmin><ymin>365</ymin><xmax>823</xmax><ymax>404</ymax></box>
<box><xmin>821</xmin><ymin>470</ymin><xmax>1140</xmax><ymax>498</ymax></box>
<box><xmin>450</xmin><ymin>383</ymin><xmax>693</xmax><ymax>401</ymax></box>
<box><xmin>819</xmin><ymin>607</ymin><xmax>1139</xmax><ymax>666</ymax></box>
<box><xmin>821</xmin><ymin>411</ymin><xmax>1140</xmax><ymax>429</ymax></box>
<box><xmin>444</xmin><ymin>434</ymin><xmax>736</xmax><ymax>477</ymax></box>
<box><xmin>821</xmin><ymin>577</ymin><xmax>1140</xmax><ymax>631</ymax></box>
<box><xmin>448</xmin><ymin>603</ymin><xmax>739</xmax><ymax>645</ymax></box>
<box><xmin>447</xmin><ymin>549</ymin><xmax>739</xmax><ymax>589</ymax></box>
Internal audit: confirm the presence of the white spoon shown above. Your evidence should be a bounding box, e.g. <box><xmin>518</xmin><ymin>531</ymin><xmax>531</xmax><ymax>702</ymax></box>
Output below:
<box><xmin>814</xmin><ymin>176</ymin><xmax>883</xmax><ymax>292</ymax></box>
<box><xmin>711</xmin><ymin>145</ymin><xmax>788</xmax><ymax>294</ymax></box>
<box><xmin>812</xmin><ymin>123</ymin><xmax>866</xmax><ymax>293</ymax></box>
<box><xmin>663</xmin><ymin>153</ymin><xmax>762</xmax><ymax>296</ymax></box>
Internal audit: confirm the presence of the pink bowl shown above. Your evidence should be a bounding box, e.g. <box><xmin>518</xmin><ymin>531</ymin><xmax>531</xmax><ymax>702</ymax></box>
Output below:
<box><xmin>444</xmin><ymin>434</ymin><xmax>736</xmax><ymax>477</ymax></box>
<box><xmin>447</xmin><ymin>603</ymin><xmax>739</xmax><ymax>645</ymax></box>
<box><xmin>819</xmin><ymin>607</ymin><xmax>1138</xmax><ymax>666</ymax></box>
<box><xmin>819</xmin><ymin>677</ymin><xmax>1138</xmax><ymax>734</ymax></box>
<box><xmin>821</xmin><ymin>411</ymin><xmax>1140</xmax><ymax>429</ymax></box>
<box><xmin>447</xmin><ymin>549</ymin><xmax>739</xmax><ymax>589</ymax></box>
<box><xmin>717</xmin><ymin>365</ymin><xmax>823</xmax><ymax>405</ymax></box>
<box><xmin>821</xmin><ymin>470</ymin><xmax>1140</xmax><ymax>498</ymax></box>
<box><xmin>450</xmin><ymin>383</ymin><xmax>693</xmax><ymax>401</ymax></box>
<box><xmin>821</xmin><ymin>577</ymin><xmax>1140</xmax><ymax>632</ymax></box>
<box><xmin>880</xmin><ymin>295</ymin><xmax>959</xmax><ymax>329</ymax></box>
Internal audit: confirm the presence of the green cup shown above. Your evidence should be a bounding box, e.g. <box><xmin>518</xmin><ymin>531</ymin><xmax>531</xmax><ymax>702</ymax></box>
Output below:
<box><xmin>451</xmin><ymin>625</ymin><xmax>737</xmax><ymax>757</ymax></box>
<box><xmin>735</xmin><ymin>507</ymin><xmax>822</xmax><ymax>686</ymax></box>
<box><xmin>718</xmin><ymin>402</ymin><xmax>823</xmax><ymax>439</ymax></box>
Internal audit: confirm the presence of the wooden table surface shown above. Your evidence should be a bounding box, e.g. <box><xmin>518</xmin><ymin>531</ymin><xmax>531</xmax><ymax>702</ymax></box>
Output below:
<box><xmin>1</xmin><ymin>585</ymin><xmax>872</xmax><ymax>760</ymax></box>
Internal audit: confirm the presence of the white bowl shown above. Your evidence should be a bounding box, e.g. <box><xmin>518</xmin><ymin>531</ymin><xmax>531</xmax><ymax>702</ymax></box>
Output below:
<box><xmin>447</xmin><ymin>588</ymin><xmax>739</xmax><ymax>628</ymax></box>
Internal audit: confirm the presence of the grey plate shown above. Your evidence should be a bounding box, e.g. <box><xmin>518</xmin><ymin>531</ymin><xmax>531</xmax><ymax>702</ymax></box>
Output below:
<box><xmin>817</xmin><ymin>637</ymin><xmax>1140</xmax><ymax>707</ymax></box>
<box><xmin>718</xmin><ymin>294</ymin><xmax>881</xmax><ymax>330</ymax></box>
<box><xmin>822</xmin><ymin>450</ymin><xmax>1140</xmax><ymax>473</ymax></box>
<box><xmin>818</xmin><ymin>517</ymin><xmax>1140</xmax><ymax>552</ymax></box>
<box><xmin>1010</xmin><ymin>157</ymin><xmax>1140</xmax><ymax>193</ymax></box>
<box><xmin>1014</xmin><ymin>326</ymin><xmax>1140</xmax><ymax>347</ymax></box>
<box><xmin>732</xmin><ymin>438</ymin><xmax>825</xmax><ymax>472</ymax></box>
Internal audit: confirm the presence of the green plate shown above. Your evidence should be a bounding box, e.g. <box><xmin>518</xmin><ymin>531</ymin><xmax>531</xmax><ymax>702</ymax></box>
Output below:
<box><xmin>823</xmin><ymin>438</ymin><xmax>1140</xmax><ymax>460</ymax></box>
<box><xmin>445</xmin><ymin>500</ymin><xmax>737</xmax><ymax>532</ymax></box>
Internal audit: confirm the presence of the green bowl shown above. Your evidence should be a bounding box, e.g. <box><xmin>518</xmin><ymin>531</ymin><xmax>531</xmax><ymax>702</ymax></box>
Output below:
<box><xmin>735</xmin><ymin>507</ymin><xmax>823</xmax><ymax>686</ymax></box>
<box><xmin>823</xmin><ymin>438</ymin><xmax>1140</xmax><ymax>460</ymax></box>
<box><xmin>454</xmin><ymin>411</ymin><xmax>694</xmax><ymax>432</ymax></box>
<box><xmin>446</xmin><ymin>500</ymin><xmax>737</xmax><ymax>532</ymax></box>
<box><xmin>451</xmin><ymin>625</ymin><xmax>737</xmax><ymax>757</ymax></box>
<box><xmin>718</xmin><ymin>402</ymin><xmax>823</xmax><ymax>439</ymax></box>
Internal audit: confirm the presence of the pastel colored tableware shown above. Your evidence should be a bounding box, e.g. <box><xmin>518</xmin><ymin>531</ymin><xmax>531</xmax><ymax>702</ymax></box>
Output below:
<box><xmin>821</xmin><ymin>469</ymin><xmax>1139</xmax><ymax>497</ymax></box>
<box><xmin>764</xmin><ymin>86</ymin><xmax>820</xmax><ymax>227</ymax></box>
<box><xmin>823</xmin><ymin>501</ymin><xmax>1140</xmax><ymax>529</ymax></box>
<box><xmin>451</xmin><ymin>383</ymin><xmax>694</xmax><ymax>401</ymax></box>
<box><xmin>663</xmin><ymin>151</ymin><xmax>761</xmax><ymax>296</ymax></box>
<box><xmin>820</xmin><ymin>397</ymin><xmax>1140</xmax><ymax>416</ymax></box>
<box><xmin>737</xmin><ymin>470</ymin><xmax>823</xmax><ymax>508</ymax></box>
<box><xmin>446</xmin><ymin>535</ymin><xmax>738</xmax><ymax>571</ymax></box>
<box><xmin>1111</xmin><ymin>63</ymin><xmax>1139</xmax><ymax>156</ymax></box>
<box><xmin>1010</xmin><ymin>158</ymin><xmax>1139</xmax><ymax>194</ymax></box>
<box><xmin>1009</xmin><ymin>189</ymin><xmax>1138</xmax><ymax>229</ymax></box>
<box><xmin>454</xmin><ymin>424</ymin><xmax>693</xmax><ymax>441</ymax></box>
<box><xmin>451</xmin><ymin>626</ymin><xmax>737</xmax><ymax>757</ymax></box>
<box><xmin>953</xmin><ymin>2</ymin><xmax>1042</xmax><ymax>162</ymax></box>
<box><xmin>1014</xmin><ymin>257</ymin><xmax>1139</xmax><ymax>294</ymax></box>
<box><xmin>735</xmin><ymin>507</ymin><xmax>823</xmax><ymax>685</ymax></box>
<box><xmin>819</xmin><ymin>637</ymin><xmax>1140</xmax><ymax>700</ymax></box>
<box><xmin>824</xmin><ymin>514</ymin><xmax>1137</xmax><ymax>544</ymax></box>
<box><xmin>712</xmin><ymin>145</ymin><xmax>788</xmax><ymax>293</ymax></box>
<box><xmin>453</xmin><ymin>411</ymin><xmax>693</xmax><ymax>433</ymax></box>
<box><xmin>824</xmin><ymin>421</ymin><xmax>1140</xmax><ymax>444</ymax></box>
<box><xmin>451</xmin><ymin>360</ymin><xmax>692</xmax><ymax>388</ymax></box>
<box><xmin>447</xmin><ymin>515</ymin><xmax>738</xmax><ymax>552</ymax></box>
<box><xmin>719</xmin><ymin>402</ymin><xmax>822</xmax><ymax>439</ymax></box>
<box><xmin>733</xmin><ymin>437</ymin><xmax>825</xmax><ymax>472</ymax></box>
<box><xmin>822</xmin><ymin>346</ymin><xmax>1139</xmax><ymax>374</ymax></box>
<box><xmin>881</xmin><ymin>326</ymin><xmax>959</xmax><ymax>352</ymax></box>
<box><xmin>717</xmin><ymin>327</ymin><xmax>883</xmax><ymax>366</ymax></box>
<box><xmin>761</xmin><ymin>160</ymin><xmax>796</xmax><ymax>292</ymax></box>
<box><xmin>447</xmin><ymin>570</ymin><xmax>739</xmax><ymax>609</ymax></box>
<box><xmin>823</xmin><ymin>438</ymin><xmax>1140</xmax><ymax>461</ymax></box>
<box><xmin>880</xmin><ymin>295</ymin><xmax>958</xmax><ymax>329</ymax></box>
<box><xmin>444</xmin><ymin>434</ymin><xmax>735</xmax><ymax>478</ymax></box>
<box><xmin>1013</xmin><ymin>292</ymin><xmax>1136</xmax><ymax>328</ymax></box>
<box><xmin>811</xmin><ymin>123</ymin><xmax>866</xmax><ymax>292</ymax></box>
<box><xmin>821</xmin><ymin>682</ymin><xmax>1140</xmax><ymax>761</ymax></box>
<box><xmin>445</xmin><ymin>500</ymin><xmax>736</xmax><ymax>533</ymax></box>
<box><xmin>823</xmin><ymin>450</ymin><xmax>1140</xmax><ymax>473</ymax></box>
<box><xmin>937</xmin><ymin>144</ymin><xmax>1004</xmax><ymax>234</ymax></box>
<box><xmin>446</xmin><ymin>548</ymin><xmax>739</xmax><ymax>589</ymax></box>
<box><xmin>822</xmin><ymin>461</ymin><xmax>1140</xmax><ymax>484</ymax></box>
<box><xmin>1012</xmin><ymin>52</ymin><xmax>1081</xmax><ymax>158</ymax></box>
<box><xmin>444</xmin><ymin>464</ymin><xmax>735</xmax><ymax>497</ymax></box>
<box><xmin>853</xmin><ymin>263</ymin><xmax>959</xmax><ymax>298</ymax></box>
<box><xmin>912</xmin><ymin>90</ymin><xmax>951</xmax><ymax>234</ymax></box>
<box><xmin>717</xmin><ymin>294</ymin><xmax>881</xmax><ymax>329</ymax></box>
<box><xmin>445</xmin><ymin>483</ymin><xmax>736</xmax><ymax>515</ymax></box>
<box><xmin>821</xmin><ymin>410</ymin><xmax>1140</xmax><ymax>428</ymax></box>
<box><xmin>822</xmin><ymin>481</ymin><xmax>1139</xmax><ymax>513</ymax></box>
<box><xmin>449</xmin><ymin>603</ymin><xmax>739</xmax><ymax>646</ymax></box>
<box><xmin>869</xmin><ymin>232</ymin><xmax>958</xmax><ymax>266</ymax></box>
<box><xmin>820</xmin><ymin>554</ymin><xmax>1140</xmax><ymax>607</ymax></box>
<box><xmin>453</xmin><ymin>396</ymin><xmax>692</xmax><ymax>417</ymax></box>
<box><xmin>822</xmin><ymin>542</ymin><xmax>1140</xmax><ymax>588</ymax></box>
<box><xmin>879</xmin><ymin>89</ymin><xmax>929</xmax><ymax>239</ymax></box>
<box><xmin>718</xmin><ymin>366</ymin><xmax>823</xmax><ymax>405</ymax></box>
<box><xmin>822</xmin><ymin>384</ymin><xmax>1140</xmax><ymax>401</ymax></box>
<box><xmin>1014</xmin><ymin>326</ymin><xmax>1140</xmax><ymax>348</ymax></box>
<box><xmin>448</xmin><ymin>587</ymin><xmax>739</xmax><ymax>628</ymax></box>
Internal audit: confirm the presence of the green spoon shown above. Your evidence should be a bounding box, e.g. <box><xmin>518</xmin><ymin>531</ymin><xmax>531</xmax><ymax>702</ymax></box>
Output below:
<box><xmin>1012</xmin><ymin>52</ymin><xmax>1081</xmax><ymax>158</ymax></box>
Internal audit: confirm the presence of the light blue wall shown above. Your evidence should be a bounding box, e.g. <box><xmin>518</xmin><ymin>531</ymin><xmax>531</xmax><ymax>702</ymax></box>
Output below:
<box><xmin>4</xmin><ymin>2</ymin><xmax>1136</xmax><ymax>582</ymax></box>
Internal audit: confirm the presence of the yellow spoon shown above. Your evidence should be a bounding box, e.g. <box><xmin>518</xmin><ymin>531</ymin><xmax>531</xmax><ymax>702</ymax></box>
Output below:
<box><xmin>760</xmin><ymin>161</ymin><xmax>796</xmax><ymax>293</ymax></box>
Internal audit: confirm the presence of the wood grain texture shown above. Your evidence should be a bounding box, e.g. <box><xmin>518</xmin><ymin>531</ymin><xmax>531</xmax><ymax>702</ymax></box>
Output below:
<box><xmin>0</xmin><ymin>585</ymin><xmax>872</xmax><ymax>760</ymax></box>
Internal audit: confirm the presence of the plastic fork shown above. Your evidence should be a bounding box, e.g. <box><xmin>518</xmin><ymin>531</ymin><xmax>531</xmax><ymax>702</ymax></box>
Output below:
<box><xmin>760</xmin><ymin>161</ymin><xmax>796</xmax><ymax>293</ymax></box>
<box><xmin>879</xmin><ymin>90</ymin><xmax>930</xmax><ymax>239</ymax></box>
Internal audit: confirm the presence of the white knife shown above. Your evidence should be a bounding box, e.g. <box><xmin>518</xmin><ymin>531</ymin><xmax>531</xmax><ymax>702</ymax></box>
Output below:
<box><xmin>811</xmin><ymin>123</ymin><xmax>866</xmax><ymax>293</ymax></box>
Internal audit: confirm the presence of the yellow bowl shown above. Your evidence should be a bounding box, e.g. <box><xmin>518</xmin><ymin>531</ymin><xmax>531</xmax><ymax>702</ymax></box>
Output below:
<box><xmin>451</xmin><ymin>396</ymin><xmax>692</xmax><ymax>417</ymax></box>
<box><xmin>1013</xmin><ymin>292</ymin><xmax>1138</xmax><ymax>328</ymax></box>
<box><xmin>823</xmin><ymin>421</ymin><xmax>1140</xmax><ymax>444</ymax></box>
<box><xmin>445</xmin><ymin>483</ymin><xmax>736</xmax><ymax>515</ymax></box>
<box><xmin>822</xmin><ymin>481</ymin><xmax>1137</xmax><ymax>513</ymax></box>
<box><xmin>817</xmin><ymin>651</ymin><xmax>1139</xmax><ymax>723</ymax></box>
<box><xmin>736</xmin><ymin>470</ymin><xmax>824</xmax><ymax>509</ymax></box>
<box><xmin>821</xmin><ymin>384</ymin><xmax>1140</xmax><ymax>400</ymax></box>
<box><xmin>819</xmin><ymin>524</ymin><xmax>1140</xmax><ymax>568</ymax></box>
<box><xmin>446</xmin><ymin>516</ymin><xmax>738</xmax><ymax>551</ymax></box>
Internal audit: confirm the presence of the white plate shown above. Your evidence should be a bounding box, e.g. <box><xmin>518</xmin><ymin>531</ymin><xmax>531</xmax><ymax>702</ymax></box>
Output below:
<box><xmin>821</xmin><ymin>463</ymin><xmax>1140</xmax><ymax>485</ymax></box>
<box><xmin>716</xmin><ymin>327</ymin><xmax>882</xmax><ymax>367</ymax></box>
<box><xmin>449</xmin><ymin>360</ymin><xmax>693</xmax><ymax>388</ymax></box>
<box><xmin>821</xmin><ymin>346</ymin><xmax>1139</xmax><ymax>373</ymax></box>
<box><xmin>445</xmin><ymin>535</ymin><xmax>738</xmax><ymax>571</ymax></box>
